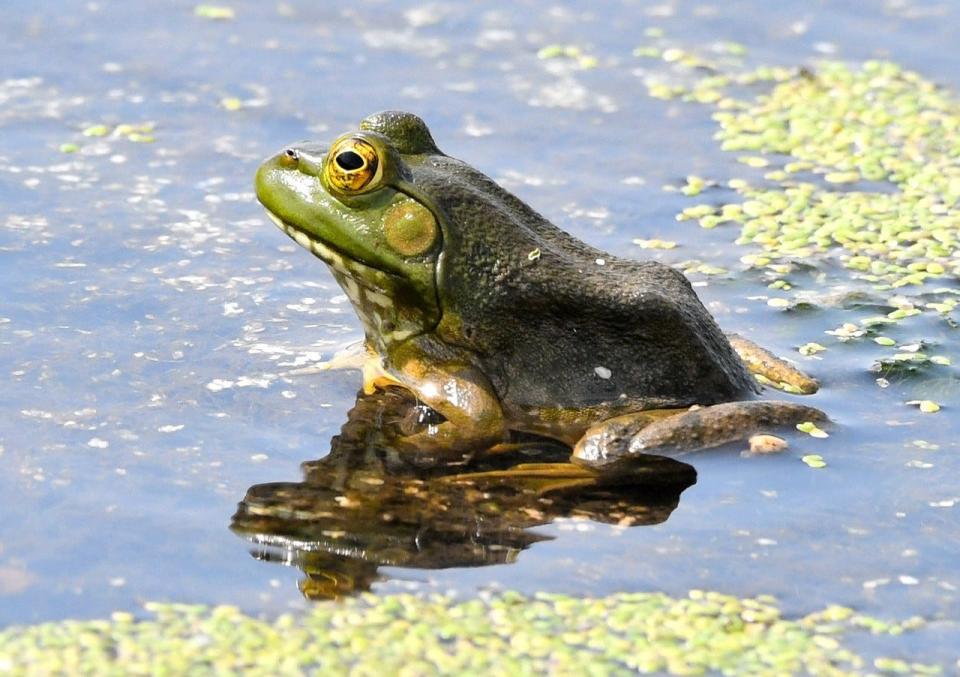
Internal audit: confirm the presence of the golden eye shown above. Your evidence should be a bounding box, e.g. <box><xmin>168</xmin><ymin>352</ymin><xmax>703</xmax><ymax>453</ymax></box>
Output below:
<box><xmin>325</xmin><ymin>138</ymin><xmax>382</xmax><ymax>194</ymax></box>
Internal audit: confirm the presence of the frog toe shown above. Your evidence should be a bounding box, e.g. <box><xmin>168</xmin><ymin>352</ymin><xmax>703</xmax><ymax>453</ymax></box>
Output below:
<box><xmin>727</xmin><ymin>334</ymin><xmax>820</xmax><ymax>394</ymax></box>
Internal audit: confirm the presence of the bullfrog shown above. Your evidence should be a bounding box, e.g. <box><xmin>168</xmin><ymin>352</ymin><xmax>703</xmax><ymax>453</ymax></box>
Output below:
<box><xmin>255</xmin><ymin>111</ymin><xmax>823</xmax><ymax>473</ymax></box>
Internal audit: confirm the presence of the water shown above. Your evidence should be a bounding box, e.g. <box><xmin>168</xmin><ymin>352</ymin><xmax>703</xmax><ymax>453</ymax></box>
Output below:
<box><xmin>1</xmin><ymin>0</ymin><xmax>958</xmax><ymax>662</ymax></box>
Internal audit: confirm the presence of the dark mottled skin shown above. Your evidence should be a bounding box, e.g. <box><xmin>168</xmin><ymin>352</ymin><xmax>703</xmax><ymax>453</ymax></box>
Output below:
<box><xmin>361</xmin><ymin>112</ymin><xmax>757</xmax><ymax>412</ymax></box>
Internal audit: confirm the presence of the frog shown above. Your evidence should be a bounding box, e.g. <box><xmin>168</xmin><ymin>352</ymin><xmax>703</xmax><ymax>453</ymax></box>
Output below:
<box><xmin>254</xmin><ymin>110</ymin><xmax>824</xmax><ymax>475</ymax></box>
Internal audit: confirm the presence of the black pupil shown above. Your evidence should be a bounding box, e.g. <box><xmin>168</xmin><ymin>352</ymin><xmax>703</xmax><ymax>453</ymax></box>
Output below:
<box><xmin>335</xmin><ymin>150</ymin><xmax>365</xmax><ymax>171</ymax></box>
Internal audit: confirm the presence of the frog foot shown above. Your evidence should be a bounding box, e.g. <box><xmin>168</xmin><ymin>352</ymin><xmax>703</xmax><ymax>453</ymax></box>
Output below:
<box><xmin>285</xmin><ymin>341</ymin><xmax>369</xmax><ymax>376</ymax></box>
<box><xmin>572</xmin><ymin>400</ymin><xmax>827</xmax><ymax>471</ymax></box>
<box><xmin>727</xmin><ymin>334</ymin><xmax>820</xmax><ymax>394</ymax></box>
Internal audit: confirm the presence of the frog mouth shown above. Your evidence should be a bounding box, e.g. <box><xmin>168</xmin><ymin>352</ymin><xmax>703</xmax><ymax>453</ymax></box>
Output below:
<box><xmin>263</xmin><ymin>209</ymin><xmax>400</xmax><ymax>292</ymax></box>
<box><xmin>265</xmin><ymin>210</ymin><xmax>359</xmax><ymax>273</ymax></box>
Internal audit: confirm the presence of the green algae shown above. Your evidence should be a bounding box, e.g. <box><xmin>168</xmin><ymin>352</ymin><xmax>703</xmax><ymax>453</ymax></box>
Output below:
<box><xmin>0</xmin><ymin>591</ymin><xmax>941</xmax><ymax>676</ymax></box>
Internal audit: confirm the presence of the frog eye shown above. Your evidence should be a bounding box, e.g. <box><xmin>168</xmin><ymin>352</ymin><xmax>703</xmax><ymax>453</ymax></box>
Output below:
<box><xmin>325</xmin><ymin>138</ymin><xmax>383</xmax><ymax>194</ymax></box>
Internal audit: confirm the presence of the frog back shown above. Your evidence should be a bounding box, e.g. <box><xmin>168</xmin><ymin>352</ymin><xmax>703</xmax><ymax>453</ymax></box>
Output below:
<box><xmin>412</xmin><ymin>156</ymin><xmax>756</xmax><ymax>410</ymax></box>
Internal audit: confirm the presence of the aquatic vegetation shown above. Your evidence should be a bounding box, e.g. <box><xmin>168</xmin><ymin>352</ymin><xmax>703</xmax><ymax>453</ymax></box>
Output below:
<box><xmin>796</xmin><ymin>421</ymin><xmax>829</xmax><ymax>439</ymax></box>
<box><xmin>0</xmin><ymin>591</ymin><xmax>939</xmax><ymax>675</ymax></box>
<box><xmin>62</xmin><ymin>122</ymin><xmax>157</xmax><ymax>153</ymax></box>
<box><xmin>194</xmin><ymin>5</ymin><xmax>235</xmax><ymax>20</ymax></box>
<box><xmin>801</xmin><ymin>454</ymin><xmax>827</xmax><ymax>469</ymax></box>
<box><xmin>536</xmin><ymin>44</ymin><xmax>599</xmax><ymax>70</ymax></box>
<box><xmin>669</xmin><ymin>60</ymin><xmax>960</xmax><ymax>294</ymax></box>
<box><xmin>637</xmin><ymin>47</ymin><xmax>960</xmax><ymax>380</ymax></box>
<box><xmin>713</xmin><ymin>65</ymin><xmax>960</xmax><ymax>289</ymax></box>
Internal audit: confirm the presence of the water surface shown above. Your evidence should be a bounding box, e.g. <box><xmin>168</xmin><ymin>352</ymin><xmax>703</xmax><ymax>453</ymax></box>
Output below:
<box><xmin>1</xmin><ymin>0</ymin><xmax>958</xmax><ymax>662</ymax></box>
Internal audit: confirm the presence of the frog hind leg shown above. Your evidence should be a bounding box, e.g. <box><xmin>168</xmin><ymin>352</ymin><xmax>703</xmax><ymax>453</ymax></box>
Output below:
<box><xmin>727</xmin><ymin>333</ymin><xmax>820</xmax><ymax>394</ymax></box>
<box><xmin>572</xmin><ymin>400</ymin><xmax>826</xmax><ymax>471</ymax></box>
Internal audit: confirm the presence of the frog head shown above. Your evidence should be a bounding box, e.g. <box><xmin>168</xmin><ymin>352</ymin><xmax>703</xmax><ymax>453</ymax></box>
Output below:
<box><xmin>259</xmin><ymin>111</ymin><xmax>613</xmax><ymax>381</ymax></box>
<box><xmin>255</xmin><ymin>111</ymin><xmax>449</xmax><ymax>353</ymax></box>
<box><xmin>257</xmin><ymin>111</ymin><xmax>586</xmax><ymax>360</ymax></box>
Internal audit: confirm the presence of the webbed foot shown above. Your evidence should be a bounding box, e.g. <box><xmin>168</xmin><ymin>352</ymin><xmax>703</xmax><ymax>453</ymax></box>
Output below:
<box><xmin>285</xmin><ymin>341</ymin><xmax>369</xmax><ymax>376</ymax></box>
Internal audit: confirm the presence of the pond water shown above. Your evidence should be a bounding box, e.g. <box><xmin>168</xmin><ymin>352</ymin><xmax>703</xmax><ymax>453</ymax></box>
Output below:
<box><xmin>2</xmin><ymin>0</ymin><xmax>959</xmax><ymax>665</ymax></box>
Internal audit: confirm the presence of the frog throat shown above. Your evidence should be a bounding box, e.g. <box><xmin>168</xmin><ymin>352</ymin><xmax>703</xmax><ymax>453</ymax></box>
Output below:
<box><xmin>264</xmin><ymin>210</ymin><xmax>439</xmax><ymax>350</ymax></box>
<box><xmin>265</xmin><ymin>210</ymin><xmax>367</xmax><ymax>280</ymax></box>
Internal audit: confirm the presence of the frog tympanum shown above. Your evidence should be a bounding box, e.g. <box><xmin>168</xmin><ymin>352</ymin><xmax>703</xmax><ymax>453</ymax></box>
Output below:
<box><xmin>255</xmin><ymin>111</ymin><xmax>824</xmax><ymax>474</ymax></box>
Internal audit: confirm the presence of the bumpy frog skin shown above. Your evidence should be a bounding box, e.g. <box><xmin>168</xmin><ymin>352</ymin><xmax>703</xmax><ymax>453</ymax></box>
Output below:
<box><xmin>255</xmin><ymin>111</ymin><xmax>823</xmax><ymax>471</ymax></box>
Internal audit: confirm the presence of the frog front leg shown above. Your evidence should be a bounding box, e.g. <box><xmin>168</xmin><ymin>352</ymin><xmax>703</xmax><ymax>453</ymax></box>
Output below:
<box><xmin>572</xmin><ymin>400</ymin><xmax>827</xmax><ymax>473</ymax></box>
<box><xmin>379</xmin><ymin>341</ymin><xmax>510</xmax><ymax>460</ymax></box>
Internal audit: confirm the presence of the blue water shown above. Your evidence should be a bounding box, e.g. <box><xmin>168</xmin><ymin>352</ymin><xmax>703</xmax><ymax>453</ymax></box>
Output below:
<box><xmin>1</xmin><ymin>0</ymin><xmax>958</xmax><ymax>664</ymax></box>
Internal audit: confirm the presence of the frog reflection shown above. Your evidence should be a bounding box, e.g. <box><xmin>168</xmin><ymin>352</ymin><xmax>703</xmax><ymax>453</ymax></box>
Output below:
<box><xmin>231</xmin><ymin>389</ymin><xmax>695</xmax><ymax>599</ymax></box>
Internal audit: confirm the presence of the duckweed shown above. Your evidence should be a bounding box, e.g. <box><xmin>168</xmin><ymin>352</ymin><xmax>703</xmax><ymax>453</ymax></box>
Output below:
<box><xmin>680</xmin><ymin>175</ymin><xmax>712</xmax><ymax>196</ymax></box>
<box><xmin>75</xmin><ymin>122</ymin><xmax>157</xmax><ymax>147</ymax></box>
<box><xmin>797</xmin><ymin>421</ymin><xmax>829</xmax><ymax>439</ymax></box>
<box><xmin>906</xmin><ymin>399</ymin><xmax>941</xmax><ymax>413</ymax></box>
<box><xmin>658</xmin><ymin>58</ymin><xmax>960</xmax><ymax>350</ymax></box>
<box><xmin>683</xmin><ymin>63</ymin><xmax>960</xmax><ymax>425</ymax></box>
<box><xmin>633</xmin><ymin>238</ymin><xmax>677</xmax><ymax>249</ymax></box>
<box><xmin>221</xmin><ymin>96</ymin><xmax>243</xmax><ymax>111</ymax></box>
<box><xmin>0</xmin><ymin>591</ymin><xmax>940</xmax><ymax>675</ymax></box>
<box><xmin>798</xmin><ymin>342</ymin><xmax>827</xmax><ymax>356</ymax></box>
<box><xmin>194</xmin><ymin>5</ymin><xmax>235</xmax><ymax>20</ymax></box>
<box><xmin>81</xmin><ymin>124</ymin><xmax>110</xmax><ymax>137</ymax></box>
<box><xmin>536</xmin><ymin>44</ymin><xmax>597</xmax><ymax>69</ymax></box>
